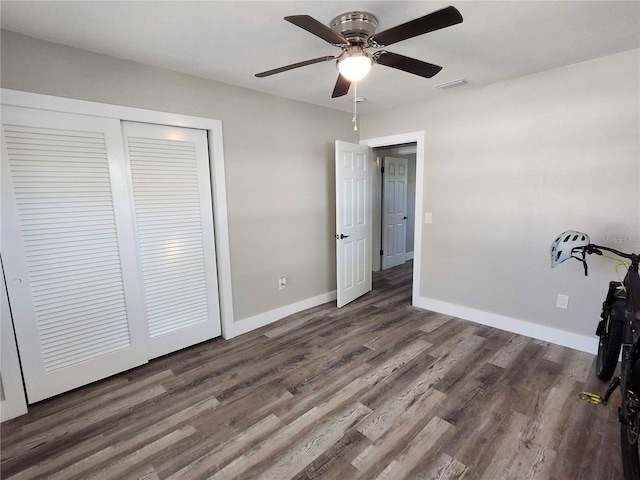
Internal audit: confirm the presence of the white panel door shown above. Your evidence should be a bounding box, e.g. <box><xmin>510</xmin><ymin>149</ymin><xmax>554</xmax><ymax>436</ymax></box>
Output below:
<box><xmin>122</xmin><ymin>122</ymin><xmax>221</xmax><ymax>359</ymax></box>
<box><xmin>1</xmin><ymin>106</ymin><xmax>148</xmax><ymax>402</ymax></box>
<box><xmin>335</xmin><ymin>141</ymin><xmax>372</xmax><ymax>308</ymax></box>
<box><xmin>381</xmin><ymin>156</ymin><xmax>408</xmax><ymax>270</ymax></box>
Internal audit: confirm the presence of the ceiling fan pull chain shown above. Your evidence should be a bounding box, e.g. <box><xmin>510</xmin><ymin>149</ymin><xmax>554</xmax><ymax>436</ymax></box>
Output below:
<box><xmin>353</xmin><ymin>82</ymin><xmax>358</xmax><ymax>131</ymax></box>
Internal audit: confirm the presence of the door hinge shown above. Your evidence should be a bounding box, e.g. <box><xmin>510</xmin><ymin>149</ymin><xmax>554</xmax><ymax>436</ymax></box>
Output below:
<box><xmin>380</xmin><ymin>249</ymin><xmax>383</xmax><ymax>255</ymax></box>
<box><xmin>381</xmin><ymin>166</ymin><xmax>384</xmax><ymax>173</ymax></box>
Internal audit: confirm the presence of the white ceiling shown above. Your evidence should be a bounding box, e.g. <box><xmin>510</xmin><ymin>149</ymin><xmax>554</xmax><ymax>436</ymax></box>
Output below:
<box><xmin>1</xmin><ymin>1</ymin><xmax>639</xmax><ymax>114</ymax></box>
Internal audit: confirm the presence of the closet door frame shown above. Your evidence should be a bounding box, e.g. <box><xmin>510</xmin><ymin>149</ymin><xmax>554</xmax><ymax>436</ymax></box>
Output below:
<box><xmin>0</xmin><ymin>91</ymin><xmax>236</xmax><ymax>414</ymax></box>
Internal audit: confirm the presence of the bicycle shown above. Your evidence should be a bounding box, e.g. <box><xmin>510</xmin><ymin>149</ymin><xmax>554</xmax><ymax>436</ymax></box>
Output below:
<box><xmin>551</xmin><ymin>230</ymin><xmax>640</xmax><ymax>479</ymax></box>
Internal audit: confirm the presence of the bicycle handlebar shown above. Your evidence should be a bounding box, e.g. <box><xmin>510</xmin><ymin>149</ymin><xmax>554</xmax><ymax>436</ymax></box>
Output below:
<box><xmin>574</xmin><ymin>243</ymin><xmax>638</xmax><ymax>277</ymax></box>
<box><xmin>586</xmin><ymin>243</ymin><xmax>637</xmax><ymax>261</ymax></box>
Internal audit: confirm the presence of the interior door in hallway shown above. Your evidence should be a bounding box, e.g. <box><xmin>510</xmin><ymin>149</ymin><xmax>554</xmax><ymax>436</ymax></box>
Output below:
<box><xmin>122</xmin><ymin>122</ymin><xmax>221</xmax><ymax>359</ymax></box>
<box><xmin>335</xmin><ymin>141</ymin><xmax>372</xmax><ymax>308</ymax></box>
<box><xmin>381</xmin><ymin>156</ymin><xmax>408</xmax><ymax>270</ymax></box>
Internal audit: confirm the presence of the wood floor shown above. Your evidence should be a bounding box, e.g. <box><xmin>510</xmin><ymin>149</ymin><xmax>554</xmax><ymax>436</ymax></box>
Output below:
<box><xmin>1</xmin><ymin>261</ymin><xmax>623</xmax><ymax>479</ymax></box>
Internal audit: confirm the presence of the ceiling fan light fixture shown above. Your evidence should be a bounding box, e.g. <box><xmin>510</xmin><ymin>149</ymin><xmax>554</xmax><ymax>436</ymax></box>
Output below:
<box><xmin>337</xmin><ymin>53</ymin><xmax>372</xmax><ymax>82</ymax></box>
<box><xmin>257</xmin><ymin>6</ymin><xmax>464</xmax><ymax>99</ymax></box>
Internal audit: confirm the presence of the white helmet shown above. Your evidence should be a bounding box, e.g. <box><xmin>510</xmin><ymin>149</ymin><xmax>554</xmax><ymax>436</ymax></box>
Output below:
<box><xmin>551</xmin><ymin>231</ymin><xmax>590</xmax><ymax>268</ymax></box>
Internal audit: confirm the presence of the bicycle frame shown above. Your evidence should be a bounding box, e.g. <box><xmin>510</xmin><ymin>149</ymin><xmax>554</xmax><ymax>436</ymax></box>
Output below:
<box><xmin>556</xmin><ymin>235</ymin><xmax>640</xmax><ymax>478</ymax></box>
<box><xmin>619</xmin><ymin>255</ymin><xmax>640</xmax><ymax>422</ymax></box>
<box><xmin>586</xmin><ymin>244</ymin><xmax>640</xmax><ymax>322</ymax></box>
<box><xmin>587</xmin><ymin>245</ymin><xmax>640</xmax><ymax>386</ymax></box>
<box><xmin>586</xmin><ymin>244</ymin><xmax>640</xmax><ymax>478</ymax></box>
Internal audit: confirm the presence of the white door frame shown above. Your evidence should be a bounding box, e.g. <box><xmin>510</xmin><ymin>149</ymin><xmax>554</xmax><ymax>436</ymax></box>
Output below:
<box><xmin>1</xmin><ymin>89</ymin><xmax>234</xmax><ymax>340</ymax></box>
<box><xmin>360</xmin><ymin>131</ymin><xmax>425</xmax><ymax>306</ymax></box>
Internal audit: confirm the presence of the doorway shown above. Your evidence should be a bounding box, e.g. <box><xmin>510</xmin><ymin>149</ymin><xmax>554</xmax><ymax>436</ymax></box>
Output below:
<box><xmin>360</xmin><ymin>131</ymin><xmax>425</xmax><ymax>307</ymax></box>
<box><xmin>373</xmin><ymin>143</ymin><xmax>417</xmax><ymax>272</ymax></box>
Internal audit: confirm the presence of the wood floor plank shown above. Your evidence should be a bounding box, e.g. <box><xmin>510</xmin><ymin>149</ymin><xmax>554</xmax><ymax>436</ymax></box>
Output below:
<box><xmin>417</xmin><ymin>453</ymin><xmax>468</xmax><ymax>480</ymax></box>
<box><xmin>243</xmin><ymin>403</ymin><xmax>372</xmax><ymax>480</ymax></box>
<box><xmin>469</xmin><ymin>410</ymin><xmax>530</xmax><ymax>480</ymax></box>
<box><xmin>451</xmin><ymin>408</ymin><xmax>513</xmax><ymax>477</ymax></box>
<box><xmin>351</xmin><ymin>389</ymin><xmax>449</xmax><ymax>477</ymax></box>
<box><xmin>290</xmin><ymin>429</ymin><xmax>371</xmax><ymax>480</ymax></box>
<box><xmin>1</xmin><ymin>385</ymin><xmax>167</xmax><ymax>476</ymax></box>
<box><xmin>1</xmin><ymin>260</ymin><xmax>623</xmax><ymax>479</ymax></box>
<box><xmin>375</xmin><ymin>416</ymin><xmax>455</xmax><ymax>480</ymax></box>
<box><xmin>16</xmin><ymin>396</ymin><xmax>217</xmax><ymax>480</ymax></box>
<box><xmin>357</xmin><ymin>386</ymin><xmax>447</xmax><ymax>444</ymax></box>
<box><xmin>153</xmin><ymin>384</ymin><xmax>294</xmax><ymax>476</ymax></box>
<box><xmin>358</xmin><ymin>349</ymin><xmax>437</xmax><ymax>412</ymax></box>
<box><xmin>506</xmin><ymin>440</ymin><xmax>556</xmax><ymax>480</ymax></box>
<box><xmin>531</xmin><ymin>381</ymin><xmax>584</xmax><ymax>451</ymax></box>
<box><xmin>271</xmin><ymin>363</ymin><xmax>371</xmax><ymax>425</ymax></box>
<box><xmin>206</xmin><ymin>406</ymin><xmax>328</xmax><ymax>480</ymax></box>
<box><xmin>488</xmin><ymin>333</ymin><xmax>530</xmax><ymax>368</ymax></box>
<box><xmin>4</xmin><ymin>433</ymin><xmax>107</xmax><ymax>480</ymax></box>
<box><xmin>164</xmin><ymin>414</ymin><xmax>284</xmax><ymax>479</ymax></box>
<box><xmin>78</xmin><ymin>426</ymin><xmax>197</xmax><ymax>480</ymax></box>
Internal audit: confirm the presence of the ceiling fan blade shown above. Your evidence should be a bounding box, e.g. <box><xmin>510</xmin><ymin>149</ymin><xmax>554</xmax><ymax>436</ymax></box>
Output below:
<box><xmin>332</xmin><ymin>74</ymin><xmax>351</xmax><ymax>98</ymax></box>
<box><xmin>374</xmin><ymin>51</ymin><xmax>443</xmax><ymax>78</ymax></box>
<box><xmin>256</xmin><ymin>56</ymin><xmax>336</xmax><ymax>77</ymax></box>
<box><xmin>285</xmin><ymin>15</ymin><xmax>349</xmax><ymax>46</ymax></box>
<box><xmin>369</xmin><ymin>6</ymin><xmax>463</xmax><ymax>47</ymax></box>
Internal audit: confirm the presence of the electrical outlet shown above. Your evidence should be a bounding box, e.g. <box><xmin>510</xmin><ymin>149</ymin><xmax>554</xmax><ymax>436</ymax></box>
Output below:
<box><xmin>556</xmin><ymin>294</ymin><xmax>569</xmax><ymax>309</ymax></box>
<box><xmin>279</xmin><ymin>276</ymin><xmax>287</xmax><ymax>290</ymax></box>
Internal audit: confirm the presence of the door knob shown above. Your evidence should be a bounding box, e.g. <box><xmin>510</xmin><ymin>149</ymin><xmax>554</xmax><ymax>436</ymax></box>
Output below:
<box><xmin>335</xmin><ymin>234</ymin><xmax>350</xmax><ymax>239</ymax></box>
<box><xmin>403</xmin><ymin>216</ymin><xmax>408</xmax><ymax>220</ymax></box>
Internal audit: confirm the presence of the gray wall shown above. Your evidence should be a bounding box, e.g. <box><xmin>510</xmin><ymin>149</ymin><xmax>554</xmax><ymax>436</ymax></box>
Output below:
<box><xmin>0</xmin><ymin>31</ymin><xmax>358</xmax><ymax>322</ymax></box>
<box><xmin>3</xmin><ymin>30</ymin><xmax>639</xmax><ymax>343</ymax></box>
<box><xmin>361</xmin><ymin>49</ymin><xmax>640</xmax><ymax>339</ymax></box>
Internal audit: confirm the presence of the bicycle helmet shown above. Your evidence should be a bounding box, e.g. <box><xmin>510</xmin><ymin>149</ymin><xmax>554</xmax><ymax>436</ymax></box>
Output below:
<box><xmin>550</xmin><ymin>230</ymin><xmax>590</xmax><ymax>268</ymax></box>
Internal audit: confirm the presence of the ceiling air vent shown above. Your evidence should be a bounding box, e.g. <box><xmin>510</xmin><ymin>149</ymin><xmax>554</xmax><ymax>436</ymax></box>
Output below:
<box><xmin>434</xmin><ymin>78</ymin><xmax>467</xmax><ymax>90</ymax></box>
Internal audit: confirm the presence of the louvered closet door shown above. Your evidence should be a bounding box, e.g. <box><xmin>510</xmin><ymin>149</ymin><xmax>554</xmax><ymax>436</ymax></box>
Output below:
<box><xmin>122</xmin><ymin>122</ymin><xmax>221</xmax><ymax>359</ymax></box>
<box><xmin>1</xmin><ymin>106</ymin><xmax>148</xmax><ymax>403</ymax></box>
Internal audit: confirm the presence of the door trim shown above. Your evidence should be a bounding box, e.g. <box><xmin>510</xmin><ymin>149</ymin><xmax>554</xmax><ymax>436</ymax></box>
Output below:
<box><xmin>0</xmin><ymin>88</ymin><xmax>235</xmax><ymax>339</ymax></box>
<box><xmin>360</xmin><ymin>131</ymin><xmax>425</xmax><ymax>306</ymax></box>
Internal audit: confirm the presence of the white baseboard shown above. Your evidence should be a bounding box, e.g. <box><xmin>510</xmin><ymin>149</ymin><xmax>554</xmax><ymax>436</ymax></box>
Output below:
<box><xmin>233</xmin><ymin>291</ymin><xmax>599</xmax><ymax>355</ymax></box>
<box><xmin>415</xmin><ymin>296</ymin><xmax>598</xmax><ymax>355</ymax></box>
<box><xmin>234</xmin><ymin>291</ymin><xmax>337</xmax><ymax>336</ymax></box>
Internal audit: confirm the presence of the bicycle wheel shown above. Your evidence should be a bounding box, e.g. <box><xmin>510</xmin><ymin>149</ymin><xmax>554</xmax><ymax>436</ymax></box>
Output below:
<box><xmin>621</xmin><ymin>359</ymin><xmax>640</xmax><ymax>480</ymax></box>
<box><xmin>596</xmin><ymin>298</ymin><xmax>624</xmax><ymax>380</ymax></box>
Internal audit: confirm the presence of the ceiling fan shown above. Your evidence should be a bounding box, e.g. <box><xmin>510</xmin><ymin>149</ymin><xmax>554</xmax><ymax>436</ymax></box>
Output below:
<box><xmin>255</xmin><ymin>6</ymin><xmax>463</xmax><ymax>98</ymax></box>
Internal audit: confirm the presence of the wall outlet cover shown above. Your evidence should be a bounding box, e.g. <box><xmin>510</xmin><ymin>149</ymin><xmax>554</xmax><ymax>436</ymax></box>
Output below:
<box><xmin>556</xmin><ymin>294</ymin><xmax>569</xmax><ymax>309</ymax></box>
